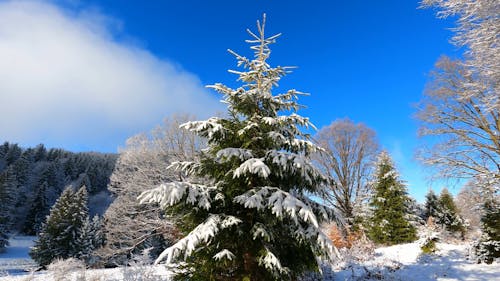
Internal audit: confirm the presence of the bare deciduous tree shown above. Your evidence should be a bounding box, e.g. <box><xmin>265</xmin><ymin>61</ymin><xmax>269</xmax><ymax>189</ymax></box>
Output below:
<box><xmin>416</xmin><ymin>57</ymin><xmax>499</xmax><ymax>187</ymax></box>
<box><xmin>421</xmin><ymin>0</ymin><xmax>499</xmax><ymax>111</ymax></box>
<box><xmin>96</xmin><ymin>114</ymin><xmax>203</xmax><ymax>265</ymax></box>
<box><xmin>456</xmin><ymin>181</ymin><xmax>485</xmax><ymax>237</ymax></box>
<box><xmin>315</xmin><ymin>118</ymin><xmax>379</xmax><ymax>225</ymax></box>
<box><xmin>419</xmin><ymin>0</ymin><xmax>499</xmax><ymax>190</ymax></box>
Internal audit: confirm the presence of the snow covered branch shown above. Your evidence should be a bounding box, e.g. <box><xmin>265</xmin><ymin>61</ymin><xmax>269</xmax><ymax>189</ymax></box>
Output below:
<box><xmin>138</xmin><ymin>182</ymin><xmax>216</xmax><ymax>210</ymax></box>
<box><xmin>154</xmin><ymin>214</ymin><xmax>242</xmax><ymax>264</ymax></box>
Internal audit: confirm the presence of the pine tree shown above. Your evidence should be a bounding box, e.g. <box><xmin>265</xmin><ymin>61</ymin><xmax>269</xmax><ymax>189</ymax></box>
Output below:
<box><xmin>473</xmin><ymin>198</ymin><xmax>500</xmax><ymax>264</ymax></box>
<box><xmin>368</xmin><ymin>151</ymin><xmax>417</xmax><ymax>245</ymax></box>
<box><xmin>0</xmin><ymin>228</ymin><xmax>7</xmax><ymax>251</ymax></box>
<box><xmin>23</xmin><ymin>182</ymin><xmax>50</xmax><ymax>235</ymax></box>
<box><xmin>0</xmin><ymin>168</ymin><xmax>16</xmax><ymax>250</ymax></box>
<box><xmin>139</xmin><ymin>15</ymin><xmax>339</xmax><ymax>280</ymax></box>
<box><xmin>76</xmin><ymin>215</ymin><xmax>104</xmax><ymax>263</ymax></box>
<box><xmin>424</xmin><ymin>189</ymin><xmax>440</xmax><ymax>220</ymax></box>
<box><xmin>437</xmin><ymin>188</ymin><xmax>466</xmax><ymax>236</ymax></box>
<box><xmin>30</xmin><ymin>185</ymin><xmax>91</xmax><ymax>266</ymax></box>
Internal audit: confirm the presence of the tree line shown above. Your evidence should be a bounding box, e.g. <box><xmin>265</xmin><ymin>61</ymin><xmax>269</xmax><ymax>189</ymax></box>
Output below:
<box><xmin>0</xmin><ymin>142</ymin><xmax>117</xmax><ymax>251</ymax></box>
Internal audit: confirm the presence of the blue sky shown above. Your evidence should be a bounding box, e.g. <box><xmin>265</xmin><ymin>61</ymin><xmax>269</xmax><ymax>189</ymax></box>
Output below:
<box><xmin>0</xmin><ymin>0</ymin><xmax>462</xmax><ymax>201</ymax></box>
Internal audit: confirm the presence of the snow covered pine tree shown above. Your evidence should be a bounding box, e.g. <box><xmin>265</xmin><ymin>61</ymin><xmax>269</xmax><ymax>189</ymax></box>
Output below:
<box><xmin>424</xmin><ymin>189</ymin><xmax>440</xmax><ymax>220</ymax></box>
<box><xmin>139</xmin><ymin>15</ymin><xmax>339</xmax><ymax>280</ymax></box>
<box><xmin>368</xmin><ymin>151</ymin><xmax>417</xmax><ymax>245</ymax></box>
<box><xmin>473</xmin><ymin>198</ymin><xmax>500</xmax><ymax>264</ymax></box>
<box><xmin>437</xmin><ymin>188</ymin><xmax>466</xmax><ymax>237</ymax></box>
<box><xmin>30</xmin><ymin>186</ymin><xmax>102</xmax><ymax>266</ymax></box>
<box><xmin>0</xmin><ymin>168</ymin><xmax>16</xmax><ymax>251</ymax></box>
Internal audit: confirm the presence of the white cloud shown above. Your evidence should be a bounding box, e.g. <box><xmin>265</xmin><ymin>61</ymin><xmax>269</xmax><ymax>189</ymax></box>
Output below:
<box><xmin>0</xmin><ymin>0</ymin><xmax>222</xmax><ymax>150</ymax></box>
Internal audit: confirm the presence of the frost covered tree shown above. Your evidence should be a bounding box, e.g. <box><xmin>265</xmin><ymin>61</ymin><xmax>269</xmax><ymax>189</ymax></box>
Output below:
<box><xmin>139</xmin><ymin>15</ymin><xmax>339</xmax><ymax>280</ymax></box>
<box><xmin>421</xmin><ymin>0</ymin><xmax>499</xmax><ymax>94</ymax></box>
<box><xmin>456</xmin><ymin>181</ymin><xmax>485</xmax><ymax>234</ymax></box>
<box><xmin>76</xmin><ymin>215</ymin><xmax>104</xmax><ymax>264</ymax></box>
<box><xmin>0</xmin><ymin>168</ymin><xmax>16</xmax><ymax>251</ymax></box>
<box><xmin>424</xmin><ymin>189</ymin><xmax>440</xmax><ymax>220</ymax></box>
<box><xmin>437</xmin><ymin>188</ymin><xmax>466</xmax><ymax>236</ymax></box>
<box><xmin>416</xmin><ymin>57</ymin><xmax>499</xmax><ymax>188</ymax></box>
<box><xmin>30</xmin><ymin>185</ymin><xmax>99</xmax><ymax>266</ymax></box>
<box><xmin>0</xmin><ymin>228</ymin><xmax>7</xmax><ymax>251</ymax></box>
<box><xmin>368</xmin><ymin>151</ymin><xmax>417</xmax><ymax>245</ymax></box>
<box><xmin>98</xmin><ymin>114</ymin><xmax>200</xmax><ymax>266</ymax></box>
<box><xmin>315</xmin><ymin>118</ymin><xmax>379</xmax><ymax>227</ymax></box>
<box><xmin>23</xmin><ymin>181</ymin><xmax>50</xmax><ymax>235</ymax></box>
<box><xmin>418</xmin><ymin>0</ymin><xmax>499</xmax><ymax>189</ymax></box>
<box><xmin>473</xmin><ymin>198</ymin><xmax>500</xmax><ymax>264</ymax></box>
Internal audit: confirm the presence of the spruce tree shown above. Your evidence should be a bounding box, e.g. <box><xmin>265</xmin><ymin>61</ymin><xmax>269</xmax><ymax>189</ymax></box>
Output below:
<box><xmin>30</xmin><ymin>185</ymin><xmax>92</xmax><ymax>266</ymax></box>
<box><xmin>437</xmin><ymin>188</ymin><xmax>465</xmax><ymax>236</ymax></box>
<box><xmin>368</xmin><ymin>151</ymin><xmax>417</xmax><ymax>245</ymax></box>
<box><xmin>76</xmin><ymin>215</ymin><xmax>104</xmax><ymax>263</ymax></box>
<box><xmin>23</xmin><ymin>182</ymin><xmax>50</xmax><ymax>235</ymax></box>
<box><xmin>0</xmin><ymin>227</ymin><xmax>7</xmax><ymax>251</ymax></box>
<box><xmin>424</xmin><ymin>189</ymin><xmax>440</xmax><ymax>220</ymax></box>
<box><xmin>139</xmin><ymin>15</ymin><xmax>339</xmax><ymax>280</ymax></box>
<box><xmin>0</xmin><ymin>168</ymin><xmax>16</xmax><ymax>251</ymax></box>
<box><xmin>473</xmin><ymin>198</ymin><xmax>500</xmax><ymax>264</ymax></box>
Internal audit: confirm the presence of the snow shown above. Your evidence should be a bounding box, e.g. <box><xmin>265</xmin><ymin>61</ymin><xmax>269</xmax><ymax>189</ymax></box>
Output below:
<box><xmin>215</xmin><ymin>148</ymin><xmax>253</xmax><ymax>162</ymax></box>
<box><xmin>333</xmin><ymin>242</ymin><xmax>500</xmax><ymax>281</ymax></box>
<box><xmin>1</xmin><ymin>236</ymin><xmax>498</xmax><ymax>280</ymax></box>
<box><xmin>258</xmin><ymin>249</ymin><xmax>289</xmax><ymax>275</ymax></box>
<box><xmin>154</xmin><ymin>214</ymin><xmax>242</xmax><ymax>265</ymax></box>
<box><xmin>233</xmin><ymin>158</ymin><xmax>271</xmax><ymax>178</ymax></box>
<box><xmin>213</xmin><ymin>249</ymin><xmax>235</xmax><ymax>261</ymax></box>
<box><xmin>138</xmin><ymin>182</ymin><xmax>215</xmax><ymax>210</ymax></box>
<box><xmin>0</xmin><ymin>236</ymin><xmax>37</xmax><ymax>277</ymax></box>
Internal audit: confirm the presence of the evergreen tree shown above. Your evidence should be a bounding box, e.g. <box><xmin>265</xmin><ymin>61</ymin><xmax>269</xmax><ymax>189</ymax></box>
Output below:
<box><xmin>13</xmin><ymin>150</ymin><xmax>34</xmax><ymax>186</ymax></box>
<box><xmin>5</xmin><ymin>143</ymin><xmax>21</xmax><ymax>165</ymax></box>
<box><xmin>23</xmin><ymin>182</ymin><xmax>50</xmax><ymax>235</ymax></box>
<box><xmin>33</xmin><ymin>144</ymin><xmax>47</xmax><ymax>162</ymax></box>
<box><xmin>30</xmin><ymin>185</ymin><xmax>91</xmax><ymax>266</ymax></box>
<box><xmin>368</xmin><ymin>151</ymin><xmax>417</xmax><ymax>245</ymax></box>
<box><xmin>424</xmin><ymin>189</ymin><xmax>440</xmax><ymax>220</ymax></box>
<box><xmin>76</xmin><ymin>215</ymin><xmax>104</xmax><ymax>263</ymax></box>
<box><xmin>0</xmin><ymin>227</ymin><xmax>8</xmax><ymax>251</ymax></box>
<box><xmin>139</xmin><ymin>15</ymin><xmax>339</xmax><ymax>280</ymax></box>
<box><xmin>0</xmin><ymin>168</ymin><xmax>16</xmax><ymax>250</ymax></box>
<box><xmin>0</xmin><ymin>168</ymin><xmax>16</xmax><ymax>221</ymax></box>
<box><xmin>437</xmin><ymin>188</ymin><xmax>466</xmax><ymax>236</ymax></box>
<box><xmin>473</xmin><ymin>198</ymin><xmax>500</xmax><ymax>264</ymax></box>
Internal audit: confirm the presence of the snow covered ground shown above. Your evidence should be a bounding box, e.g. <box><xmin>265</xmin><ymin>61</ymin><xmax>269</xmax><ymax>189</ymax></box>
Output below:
<box><xmin>0</xmin><ymin>236</ymin><xmax>37</xmax><ymax>277</ymax></box>
<box><xmin>333</xmin><ymin>242</ymin><xmax>499</xmax><ymax>281</ymax></box>
<box><xmin>0</xmin><ymin>236</ymin><xmax>498</xmax><ymax>281</ymax></box>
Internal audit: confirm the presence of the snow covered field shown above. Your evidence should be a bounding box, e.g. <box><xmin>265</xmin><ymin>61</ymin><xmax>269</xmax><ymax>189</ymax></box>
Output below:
<box><xmin>0</xmin><ymin>236</ymin><xmax>37</xmax><ymax>277</ymax></box>
<box><xmin>0</xmin><ymin>236</ymin><xmax>498</xmax><ymax>281</ymax></box>
<box><xmin>333</xmin><ymin>242</ymin><xmax>499</xmax><ymax>281</ymax></box>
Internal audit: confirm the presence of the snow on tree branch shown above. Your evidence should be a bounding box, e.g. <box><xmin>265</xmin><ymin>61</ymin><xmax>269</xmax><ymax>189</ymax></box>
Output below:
<box><xmin>216</xmin><ymin>148</ymin><xmax>254</xmax><ymax>162</ymax></box>
<box><xmin>233</xmin><ymin>158</ymin><xmax>271</xmax><ymax>178</ymax></box>
<box><xmin>167</xmin><ymin>161</ymin><xmax>201</xmax><ymax>175</ymax></box>
<box><xmin>213</xmin><ymin>249</ymin><xmax>236</xmax><ymax>261</ymax></box>
<box><xmin>181</xmin><ymin>117</ymin><xmax>225</xmax><ymax>139</ymax></box>
<box><xmin>258</xmin><ymin>248</ymin><xmax>290</xmax><ymax>276</ymax></box>
<box><xmin>154</xmin><ymin>214</ymin><xmax>242</xmax><ymax>264</ymax></box>
<box><xmin>234</xmin><ymin>186</ymin><xmax>319</xmax><ymax>228</ymax></box>
<box><xmin>138</xmin><ymin>182</ymin><xmax>216</xmax><ymax>210</ymax></box>
<box><xmin>266</xmin><ymin>150</ymin><xmax>325</xmax><ymax>184</ymax></box>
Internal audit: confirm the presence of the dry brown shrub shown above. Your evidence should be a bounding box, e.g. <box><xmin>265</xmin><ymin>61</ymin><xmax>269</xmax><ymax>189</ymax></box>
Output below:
<box><xmin>328</xmin><ymin>224</ymin><xmax>364</xmax><ymax>249</ymax></box>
